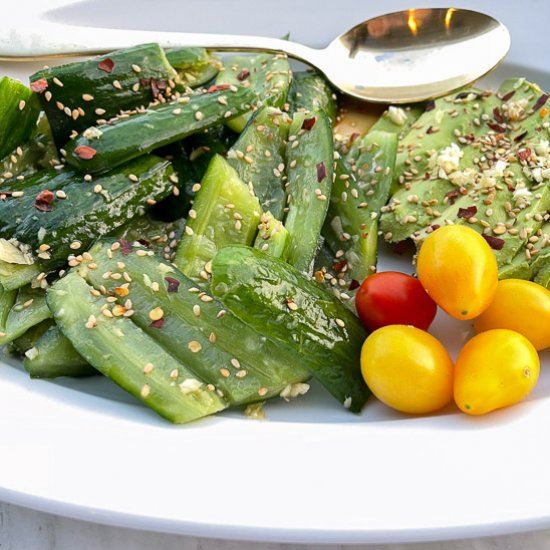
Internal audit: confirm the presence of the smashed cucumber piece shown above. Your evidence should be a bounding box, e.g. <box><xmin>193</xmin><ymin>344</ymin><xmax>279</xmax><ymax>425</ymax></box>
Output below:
<box><xmin>380</xmin><ymin>79</ymin><xmax>550</xmax><ymax>279</ymax></box>
<box><xmin>23</xmin><ymin>324</ymin><xmax>94</xmax><ymax>379</ymax></box>
<box><xmin>48</xmin><ymin>272</ymin><xmax>227</xmax><ymax>423</ymax></box>
<box><xmin>215</xmin><ymin>52</ymin><xmax>291</xmax><ymax>133</ymax></box>
<box><xmin>211</xmin><ymin>246</ymin><xmax>371</xmax><ymax>412</ymax></box>
<box><xmin>0</xmin><ymin>286</ymin><xmax>51</xmax><ymax>346</ymax></box>
<box><xmin>174</xmin><ymin>154</ymin><xmax>261</xmax><ymax>280</ymax></box>
<box><xmin>227</xmin><ymin>106</ymin><xmax>290</xmax><ymax>220</ymax></box>
<box><xmin>324</xmin><ymin>130</ymin><xmax>397</xmax><ymax>284</ymax></box>
<box><xmin>284</xmin><ymin>109</ymin><xmax>334</xmax><ymax>273</ymax></box>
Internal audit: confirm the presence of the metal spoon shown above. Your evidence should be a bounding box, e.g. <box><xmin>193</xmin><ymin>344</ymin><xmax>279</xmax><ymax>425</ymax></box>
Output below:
<box><xmin>0</xmin><ymin>7</ymin><xmax>510</xmax><ymax>103</ymax></box>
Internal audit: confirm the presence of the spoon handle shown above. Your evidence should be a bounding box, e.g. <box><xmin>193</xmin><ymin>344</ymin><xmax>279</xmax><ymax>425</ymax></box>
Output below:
<box><xmin>0</xmin><ymin>21</ymin><xmax>321</xmax><ymax>63</ymax></box>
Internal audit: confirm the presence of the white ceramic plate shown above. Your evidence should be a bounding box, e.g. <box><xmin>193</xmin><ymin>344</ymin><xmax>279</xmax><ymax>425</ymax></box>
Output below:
<box><xmin>1</xmin><ymin>0</ymin><xmax>550</xmax><ymax>544</ymax></box>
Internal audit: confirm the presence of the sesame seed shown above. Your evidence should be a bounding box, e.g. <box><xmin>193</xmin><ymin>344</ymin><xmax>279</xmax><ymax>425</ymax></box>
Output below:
<box><xmin>56</xmin><ymin>190</ymin><xmax>67</xmax><ymax>199</ymax></box>
<box><xmin>131</xmin><ymin>64</ymin><xmax>142</xmax><ymax>73</ymax></box>
<box><xmin>193</xmin><ymin>304</ymin><xmax>201</xmax><ymax>317</ymax></box>
<box><xmin>258</xmin><ymin>387</ymin><xmax>268</xmax><ymax>397</ymax></box>
<box><xmin>287</xmin><ymin>300</ymin><xmax>298</xmax><ymax>311</ymax></box>
<box><xmin>170</xmin><ymin>369</ymin><xmax>179</xmax><ymax>379</ymax></box>
<box><xmin>69</xmin><ymin>241</ymin><xmax>81</xmax><ymax>250</ymax></box>
<box><xmin>38</xmin><ymin>244</ymin><xmax>50</xmax><ymax>252</ymax></box>
<box><xmin>236</xmin><ymin>370</ymin><xmax>247</xmax><ymax>378</ymax></box>
<box><xmin>18</xmin><ymin>100</ymin><xmax>26</xmax><ymax>111</ymax></box>
<box><xmin>95</xmin><ymin>108</ymin><xmax>106</xmax><ymax>115</ymax></box>
<box><xmin>140</xmin><ymin>384</ymin><xmax>150</xmax><ymax>398</ymax></box>
<box><xmin>52</xmin><ymin>77</ymin><xmax>64</xmax><ymax>87</ymax></box>
<box><xmin>194</xmin><ymin>111</ymin><xmax>204</xmax><ymax>121</ymax></box>
<box><xmin>209</xmin><ymin>332</ymin><xmax>217</xmax><ymax>343</ymax></box>
<box><xmin>185</xmin><ymin>226</ymin><xmax>194</xmax><ymax>236</ymax></box>
<box><xmin>230</xmin><ymin>358</ymin><xmax>241</xmax><ymax>369</ymax></box>
<box><xmin>217</xmin><ymin>309</ymin><xmax>226</xmax><ymax>319</ymax></box>
<box><xmin>113</xmin><ymin>80</ymin><xmax>122</xmax><ymax>90</ymax></box>
<box><xmin>102</xmin><ymin>309</ymin><xmax>113</xmax><ymax>318</ymax></box>
<box><xmin>143</xmin><ymin>363</ymin><xmax>154</xmax><ymax>374</ymax></box>
<box><xmin>82</xmin><ymin>93</ymin><xmax>94</xmax><ymax>101</ymax></box>
<box><xmin>45</xmin><ymin>91</ymin><xmax>52</xmax><ymax>102</ymax></box>
<box><xmin>93</xmin><ymin>184</ymin><xmax>103</xmax><ymax>193</ymax></box>
<box><xmin>335</xmin><ymin>318</ymin><xmax>346</xmax><ymax>328</ymax></box>
<box><xmin>149</xmin><ymin>307</ymin><xmax>164</xmax><ymax>321</ymax></box>
<box><xmin>220</xmin><ymin>368</ymin><xmax>231</xmax><ymax>378</ymax></box>
<box><xmin>188</xmin><ymin>341</ymin><xmax>202</xmax><ymax>353</ymax></box>
<box><xmin>128</xmin><ymin>173</ymin><xmax>139</xmax><ymax>183</ymax></box>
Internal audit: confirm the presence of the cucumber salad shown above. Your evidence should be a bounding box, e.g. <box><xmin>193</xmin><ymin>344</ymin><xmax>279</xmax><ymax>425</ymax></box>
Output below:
<box><xmin>0</xmin><ymin>44</ymin><xmax>548</xmax><ymax>423</ymax></box>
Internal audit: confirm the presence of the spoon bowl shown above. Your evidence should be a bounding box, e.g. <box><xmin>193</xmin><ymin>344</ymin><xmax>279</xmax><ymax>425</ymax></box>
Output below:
<box><xmin>0</xmin><ymin>7</ymin><xmax>510</xmax><ymax>103</ymax></box>
<box><xmin>324</xmin><ymin>8</ymin><xmax>510</xmax><ymax>102</ymax></box>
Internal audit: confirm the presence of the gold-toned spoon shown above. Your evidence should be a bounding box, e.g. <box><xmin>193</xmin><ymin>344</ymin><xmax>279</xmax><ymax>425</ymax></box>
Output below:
<box><xmin>0</xmin><ymin>8</ymin><xmax>510</xmax><ymax>103</ymax></box>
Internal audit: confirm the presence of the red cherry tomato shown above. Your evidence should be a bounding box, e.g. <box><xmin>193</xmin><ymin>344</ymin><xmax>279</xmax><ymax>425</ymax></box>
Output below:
<box><xmin>355</xmin><ymin>272</ymin><xmax>437</xmax><ymax>331</ymax></box>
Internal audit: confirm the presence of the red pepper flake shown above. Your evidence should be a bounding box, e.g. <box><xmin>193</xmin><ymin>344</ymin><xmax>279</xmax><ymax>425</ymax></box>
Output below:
<box><xmin>482</xmin><ymin>234</ymin><xmax>505</xmax><ymax>250</ymax></box>
<box><xmin>30</xmin><ymin>79</ymin><xmax>48</xmax><ymax>93</ymax></box>
<box><xmin>118</xmin><ymin>239</ymin><xmax>133</xmax><ymax>256</ymax></box>
<box><xmin>533</xmin><ymin>94</ymin><xmax>549</xmax><ymax>112</ymax></box>
<box><xmin>445</xmin><ymin>190</ymin><xmax>459</xmax><ymax>205</ymax></box>
<box><xmin>518</xmin><ymin>148</ymin><xmax>531</xmax><ymax>161</ymax></box>
<box><xmin>302</xmin><ymin>117</ymin><xmax>317</xmax><ymax>131</ymax></box>
<box><xmin>149</xmin><ymin>318</ymin><xmax>165</xmax><ymax>329</ymax></box>
<box><xmin>487</xmin><ymin>122</ymin><xmax>506</xmax><ymax>133</ymax></box>
<box><xmin>332</xmin><ymin>259</ymin><xmax>347</xmax><ymax>272</ymax></box>
<box><xmin>165</xmin><ymin>277</ymin><xmax>180</xmax><ymax>293</ymax></box>
<box><xmin>348</xmin><ymin>279</ymin><xmax>360</xmax><ymax>291</ymax></box>
<box><xmin>150</xmin><ymin>78</ymin><xmax>159</xmax><ymax>98</ymax></box>
<box><xmin>430</xmin><ymin>224</ymin><xmax>441</xmax><ymax>231</ymax></box>
<box><xmin>98</xmin><ymin>58</ymin><xmax>114</xmax><ymax>73</ymax></box>
<box><xmin>501</xmin><ymin>90</ymin><xmax>516</xmax><ymax>102</ymax></box>
<box><xmin>74</xmin><ymin>145</ymin><xmax>97</xmax><ymax>160</ymax></box>
<box><xmin>236</xmin><ymin>69</ymin><xmax>250</xmax><ymax>81</ymax></box>
<box><xmin>426</xmin><ymin>125</ymin><xmax>434</xmax><ymax>134</ymax></box>
<box><xmin>493</xmin><ymin>107</ymin><xmax>504</xmax><ymax>124</ymax></box>
<box><xmin>514</xmin><ymin>131</ymin><xmax>528</xmax><ymax>143</ymax></box>
<box><xmin>316</xmin><ymin>162</ymin><xmax>327</xmax><ymax>183</ymax></box>
<box><xmin>35</xmin><ymin>190</ymin><xmax>55</xmax><ymax>212</ymax></box>
<box><xmin>457</xmin><ymin>205</ymin><xmax>477</xmax><ymax>219</ymax></box>
<box><xmin>0</xmin><ymin>190</ymin><xmax>13</xmax><ymax>197</ymax></box>
<box><xmin>348</xmin><ymin>132</ymin><xmax>361</xmax><ymax>146</ymax></box>
<box><xmin>207</xmin><ymin>84</ymin><xmax>231</xmax><ymax>93</ymax></box>
<box><xmin>424</xmin><ymin>100</ymin><xmax>435</xmax><ymax>112</ymax></box>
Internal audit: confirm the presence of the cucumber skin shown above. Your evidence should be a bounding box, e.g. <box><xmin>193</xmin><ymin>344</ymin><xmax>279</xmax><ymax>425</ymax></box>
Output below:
<box><xmin>23</xmin><ymin>324</ymin><xmax>95</xmax><ymax>379</ymax></box>
<box><xmin>65</xmin><ymin>86</ymin><xmax>257</xmax><ymax>173</ymax></box>
<box><xmin>31</xmin><ymin>43</ymin><xmax>177</xmax><ymax>147</ymax></box>
<box><xmin>0</xmin><ymin>76</ymin><xmax>41</xmax><ymax>159</ymax></box>
<box><xmin>0</xmin><ymin>286</ymin><xmax>51</xmax><ymax>346</ymax></box>
<box><xmin>211</xmin><ymin>246</ymin><xmax>371</xmax><ymax>412</ymax></box>
<box><xmin>79</xmin><ymin>240</ymin><xmax>310</xmax><ymax>405</ymax></box>
<box><xmin>284</xmin><ymin>109</ymin><xmax>334</xmax><ymax>274</ymax></box>
<box><xmin>227</xmin><ymin>106</ymin><xmax>289</xmax><ymax>220</ymax></box>
<box><xmin>3</xmin><ymin>156</ymin><xmax>174</xmax><ymax>271</ymax></box>
<box><xmin>48</xmin><ymin>272</ymin><xmax>228</xmax><ymax>424</ymax></box>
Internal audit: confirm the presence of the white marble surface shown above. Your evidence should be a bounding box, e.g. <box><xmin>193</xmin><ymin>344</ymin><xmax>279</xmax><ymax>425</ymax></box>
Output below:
<box><xmin>3</xmin><ymin>502</ymin><xmax>550</xmax><ymax>550</ymax></box>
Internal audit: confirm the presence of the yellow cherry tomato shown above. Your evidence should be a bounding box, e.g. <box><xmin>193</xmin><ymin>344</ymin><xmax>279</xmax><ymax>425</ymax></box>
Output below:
<box><xmin>417</xmin><ymin>225</ymin><xmax>498</xmax><ymax>320</ymax></box>
<box><xmin>360</xmin><ymin>325</ymin><xmax>454</xmax><ymax>414</ymax></box>
<box><xmin>473</xmin><ymin>279</ymin><xmax>550</xmax><ymax>351</ymax></box>
<box><xmin>454</xmin><ymin>329</ymin><xmax>539</xmax><ymax>415</ymax></box>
